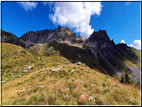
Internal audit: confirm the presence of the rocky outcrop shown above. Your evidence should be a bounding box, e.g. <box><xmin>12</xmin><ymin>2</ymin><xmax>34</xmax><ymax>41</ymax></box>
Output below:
<box><xmin>115</xmin><ymin>43</ymin><xmax>138</xmax><ymax>61</ymax></box>
<box><xmin>1</xmin><ymin>30</ymin><xmax>26</xmax><ymax>48</ymax></box>
<box><xmin>84</xmin><ymin>30</ymin><xmax>140</xmax><ymax>83</ymax></box>
<box><xmin>85</xmin><ymin>30</ymin><xmax>117</xmax><ymax>68</ymax></box>
<box><xmin>1</xmin><ymin>27</ymin><xmax>140</xmax><ymax>84</ymax></box>
<box><xmin>20</xmin><ymin>25</ymin><xmax>80</xmax><ymax>45</ymax></box>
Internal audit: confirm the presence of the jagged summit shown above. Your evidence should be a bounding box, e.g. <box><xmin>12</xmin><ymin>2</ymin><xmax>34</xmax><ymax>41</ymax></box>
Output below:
<box><xmin>57</xmin><ymin>25</ymin><xmax>62</xmax><ymax>31</ymax></box>
<box><xmin>19</xmin><ymin>26</ymin><xmax>85</xmax><ymax>49</ymax></box>
<box><xmin>1</xmin><ymin>27</ymin><xmax>140</xmax><ymax>84</ymax></box>
<box><xmin>86</xmin><ymin>30</ymin><xmax>110</xmax><ymax>43</ymax></box>
<box><xmin>85</xmin><ymin>30</ymin><xmax>115</xmax><ymax>53</ymax></box>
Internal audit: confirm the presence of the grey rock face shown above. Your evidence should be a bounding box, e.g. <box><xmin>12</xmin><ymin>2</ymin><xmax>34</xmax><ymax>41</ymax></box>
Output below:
<box><xmin>2</xmin><ymin>26</ymin><xmax>84</xmax><ymax>49</ymax></box>
<box><xmin>1</xmin><ymin>30</ymin><xmax>26</xmax><ymax>48</ymax></box>
<box><xmin>85</xmin><ymin>30</ymin><xmax>115</xmax><ymax>67</ymax></box>
<box><xmin>20</xmin><ymin>26</ymin><xmax>80</xmax><ymax>45</ymax></box>
<box><xmin>84</xmin><ymin>30</ymin><xmax>140</xmax><ymax>84</ymax></box>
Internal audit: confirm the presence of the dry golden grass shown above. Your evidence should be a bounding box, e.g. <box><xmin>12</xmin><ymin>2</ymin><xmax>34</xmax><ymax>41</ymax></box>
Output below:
<box><xmin>1</xmin><ymin>43</ymin><xmax>141</xmax><ymax>105</ymax></box>
<box><xmin>2</xmin><ymin>62</ymin><xmax>141</xmax><ymax>105</ymax></box>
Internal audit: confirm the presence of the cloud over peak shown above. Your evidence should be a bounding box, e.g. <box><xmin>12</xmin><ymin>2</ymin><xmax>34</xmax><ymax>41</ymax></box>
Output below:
<box><xmin>130</xmin><ymin>40</ymin><xmax>141</xmax><ymax>50</ymax></box>
<box><xmin>49</xmin><ymin>2</ymin><xmax>102</xmax><ymax>38</ymax></box>
<box><xmin>120</xmin><ymin>39</ymin><xmax>125</xmax><ymax>44</ymax></box>
<box><xmin>121</xmin><ymin>39</ymin><xmax>141</xmax><ymax>50</ymax></box>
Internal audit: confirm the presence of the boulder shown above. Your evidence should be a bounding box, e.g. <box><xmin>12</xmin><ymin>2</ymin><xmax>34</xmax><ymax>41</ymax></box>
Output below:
<box><xmin>50</xmin><ymin>66</ymin><xmax>61</xmax><ymax>71</ymax></box>
<box><xmin>79</xmin><ymin>94</ymin><xmax>88</xmax><ymax>105</ymax></box>
<box><xmin>71</xmin><ymin>68</ymin><xmax>76</xmax><ymax>73</ymax></box>
<box><xmin>28</xmin><ymin>65</ymin><xmax>33</xmax><ymax>70</ymax></box>
<box><xmin>23</xmin><ymin>69</ymin><xmax>29</xmax><ymax>73</ymax></box>
<box><xmin>77</xmin><ymin>62</ymin><xmax>82</xmax><ymax>65</ymax></box>
<box><xmin>88</xmin><ymin>96</ymin><xmax>95</xmax><ymax>103</ymax></box>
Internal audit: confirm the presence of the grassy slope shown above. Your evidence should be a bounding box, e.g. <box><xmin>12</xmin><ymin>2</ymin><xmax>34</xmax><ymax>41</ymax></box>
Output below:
<box><xmin>2</xmin><ymin>43</ymin><xmax>140</xmax><ymax>105</ymax></box>
<box><xmin>123</xmin><ymin>48</ymin><xmax>140</xmax><ymax>68</ymax></box>
<box><xmin>130</xmin><ymin>48</ymin><xmax>141</xmax><ymax>67</ymax></box>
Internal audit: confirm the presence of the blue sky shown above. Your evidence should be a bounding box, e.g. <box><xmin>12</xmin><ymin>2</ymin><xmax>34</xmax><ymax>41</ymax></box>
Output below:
<box><xmin>2</xmin><ymin>2</ymin><xmax>141</xmax><ymax>49</ymax></box>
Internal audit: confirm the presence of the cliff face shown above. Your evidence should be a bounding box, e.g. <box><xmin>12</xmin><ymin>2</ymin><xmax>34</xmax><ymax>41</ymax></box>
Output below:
<box><xmin>85</xmin><ymin>30</ymin><xmax>115</xmax><ymax>65</ymax></box>
<box><xmin>20</xmin><ymin>26</ymin><xmax>81</xmax><ymax>44</ymax></box>
<box><xmin>1</xmin><ymin>30</ymin><xmax>26</xmax><ymax>48</ymax></box>
<box><xmin>84</xmin><ymin>30</ymin><xmax>140</xmax><ymax>83</ymax></box>
<box><xmin>1</xmin><ymin>26</ymin><xmax>140</xmax><ymax>84</ymax></box>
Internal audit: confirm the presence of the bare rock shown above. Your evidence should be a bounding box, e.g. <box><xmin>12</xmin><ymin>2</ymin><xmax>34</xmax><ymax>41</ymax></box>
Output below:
<box><xmin>50</xmin><ymin>66</ymin><xmax>61</xmax><ymax>71</ymax></box>
<box><xmin>23</xmin><ymin>69</ymin><xmax>29</xmax><ymax>73</ymax></box>
<box><xmin>79</xmin><ymin>94</ymin><xmax>88</xmax><ymax>105</ymax></box>
<box><xmin>71</xmin><ymin>68</ymin><xmax>76</xmax><ymax>73</ymax></box>
<box><xmin>77</xmin><ymin>62</ymin><xmax>82</xmax><ymax>65</ymax></box>
<box><xmin>28</xmin><ymin>65</ymin><xmax>33</xmax><ymax>70</ymax></box>
<box><xmin>88</xmin><ymin>96</ymin><xmax>95</xmax><ymax>103</ymax></box>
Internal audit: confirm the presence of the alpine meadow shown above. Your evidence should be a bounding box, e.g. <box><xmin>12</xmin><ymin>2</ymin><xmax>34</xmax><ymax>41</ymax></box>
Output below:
<box><xmin>1</xmin><ymin>1</ymin><xmax>141</xmax><ymax>105</ymax></box>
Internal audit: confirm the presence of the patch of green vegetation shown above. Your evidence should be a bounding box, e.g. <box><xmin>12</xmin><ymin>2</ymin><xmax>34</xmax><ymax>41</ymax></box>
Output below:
<box><xmin>20</xmin><ymin>50</ymin><xmax>27</xmax><ymax>54</ymax></box>
<box><xmin>120</xmin><ymin>68</ymin><xmax>135</xmax><ymax>85</ymax></box>
<box><xmin>26</xmin><ymin>94</ymin><xmax>44</xmax><ymax>105</ymax></box>
<box><xmin>101</xmin><ymin>88</ymin><xmax>110</xmax><ymax>94</ymax></box>
<box><xmin>14</xmin><ymin>98</ymin><xmax>26</xmax><ymax>105</ymax></box>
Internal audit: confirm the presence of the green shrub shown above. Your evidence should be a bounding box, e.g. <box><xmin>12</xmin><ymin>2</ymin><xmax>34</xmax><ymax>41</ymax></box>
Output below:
<box><xmin>20</xmin><ymin>50</ymin><xmax>27</xmax><ymax>54</ymax></box>
<box><xmin>26</xmin><ymin>94</ymin><xmax>44</xmax><ymax>105</ymax></box>
<box><xmin>120</xmin><ymin>68</ymin><xmax>134</xmax><ymax>85</ymax></box>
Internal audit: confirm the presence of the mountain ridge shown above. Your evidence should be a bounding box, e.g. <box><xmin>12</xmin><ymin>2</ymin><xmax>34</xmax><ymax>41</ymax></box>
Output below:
<box><xmin>1</xmin><ymin>26</ymin><xmax>140</xmax><ymax>84</ymax></box>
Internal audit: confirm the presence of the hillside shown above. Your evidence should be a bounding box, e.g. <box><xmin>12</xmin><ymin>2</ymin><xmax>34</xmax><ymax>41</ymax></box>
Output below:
<box><xmin>1</xmin><ymin>27</ymin><xmax>141</xmax><ymax>84</ymax></box>
<box><xmin>29</xmin><ymin>41</ymin><xmax>140</xmax><ymax>84</ymax></box>
<box><xmin>1</xmin><ymin>43</ymin><xmax>140</xmax><ymax>105</ymax></box>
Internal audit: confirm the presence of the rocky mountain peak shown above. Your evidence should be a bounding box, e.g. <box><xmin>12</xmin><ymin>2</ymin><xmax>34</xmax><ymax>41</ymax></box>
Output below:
<box><xmin>87</xmin><ymin>30</ymin><xmax>110</xmax><ymax>43</ymax></box>
<box><xmin>85</xmin><ymin>30</ymin><xmax>114</xmax><ymax>50</ymax></box>
<box><xmin>78</xmin><ymin>35</ymin><xmax>82</xmax><ymax>39</ymax></box>
<box><xmin>64</xmin><ymin>27</ymin><xmax>70</xmax><ymax>31</ymax></box>
<box><xmin>19</xmin><ymin>26</ymin><xmax>80</xmax><ymax>47</ymax></box>
<box><xmin>85</xmin><ymin>30</ymin><xmax>116</xmax><ymax>67</ymax></box>
<box><xmin>57</xmin><ymin>25</ymin><xmax>62</xmax><ymax>31</ymax></box>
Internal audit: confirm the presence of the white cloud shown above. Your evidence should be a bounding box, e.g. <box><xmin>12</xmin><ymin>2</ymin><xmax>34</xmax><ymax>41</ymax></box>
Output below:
<box><xmin>129</xmin><ymin>40</ymin><xmax>141</xmax><ymax>50</ymax></box>
<box><xmin>120</xmin><ymin>39</ymin><xmax>125</xmax><ymax>44</ymax></box>
<box><xmin>17</xmin><ymin>2</ymin><xmax>38</xmax><ymax>12</ymax></box>
<box><xmin>49</xmin><ymin>2</ymin><xmax>102</xmax><ymax>38</ymax></box>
